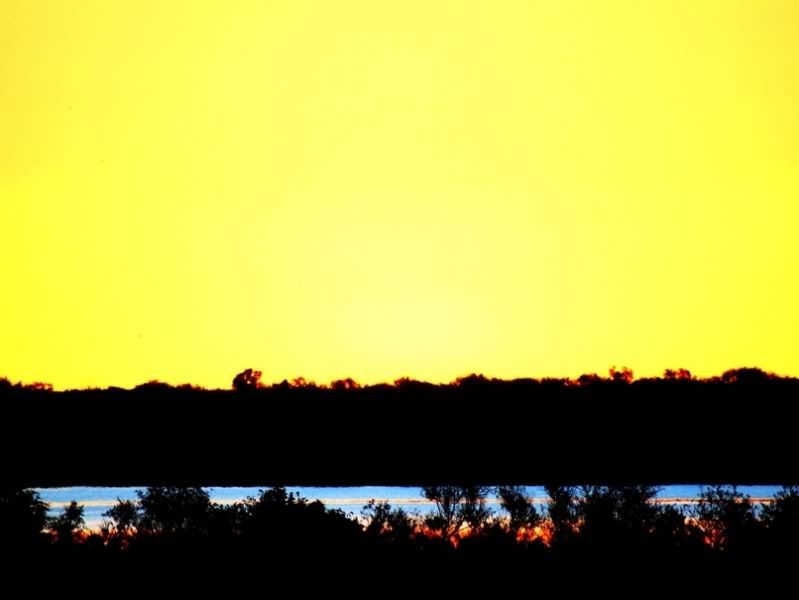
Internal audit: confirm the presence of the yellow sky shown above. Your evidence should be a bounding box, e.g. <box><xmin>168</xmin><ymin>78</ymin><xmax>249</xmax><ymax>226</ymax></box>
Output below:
<box><xmin>2</xmin><ymin>1</ymin><xmax>797</xmax><ymax>389</ymax></box>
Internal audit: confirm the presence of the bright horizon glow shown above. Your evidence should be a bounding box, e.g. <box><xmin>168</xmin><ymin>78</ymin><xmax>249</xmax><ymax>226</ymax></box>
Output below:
<box><xmin>2</xmin><ymin>1</ymin><xmax>797</xmax><ymax>390</ymax></box>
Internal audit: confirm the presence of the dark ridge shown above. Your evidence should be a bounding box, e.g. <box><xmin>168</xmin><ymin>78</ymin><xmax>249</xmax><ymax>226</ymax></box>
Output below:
<box><xmin>1</xmin><ymin>368</ymin><xmax>797</xmax><ymax>487</ymax></box>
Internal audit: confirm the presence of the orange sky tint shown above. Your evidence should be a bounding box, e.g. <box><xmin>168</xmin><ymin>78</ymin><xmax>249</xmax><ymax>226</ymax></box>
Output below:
<box><xmin>2</xmin><ymin>1</ymin><xmax>797</xmax><ymax>389</ymax></box>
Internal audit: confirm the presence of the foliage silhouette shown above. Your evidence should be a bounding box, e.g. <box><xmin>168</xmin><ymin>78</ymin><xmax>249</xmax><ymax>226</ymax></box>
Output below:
<box><xmin>362</xmin><ymin>500</ymin><xmax>415</xmax><ymax>545</ymax></box>
<box><xmin>691</xmin><ymin>485</ymin><xmax>760</xmax><ymax>554</ymax></box>
<box><xmin>497</xmin><ymin>485</ymin><xmax>541</xmax><ymax>537</ymax></box>
<box><xmin>0</xmin><ymin>487</ymin><xmax>49</xmax><ymax>547</ymax></box>
<box><xmin>136</xmin><ymin>486</ymin><xmax>212</xmax><ymax>536</ymax></box>
<box><xmin>330</xmin><ymin>377</ymin><xmax>361</xmax><ymax>391</ymax></box>
<box><xmin>48</xmin><ymin>501</ymin><xmax>85</xmax><ymax>544</ymax></box>
<box><xmin>761</xmin><ymin>485</ymin><xmax>799</xmax><ymax>558</ymax></box>
<box><xmin>720</xmin><ymin>367</ymin><xmax>773</xmax><ymax>384</ymax></box>
<box><xmin>544</xmin><ymin>485</ymin><xmax>579</xmax><ymax>547</ymax></box>
<box><xmin>3</xmin><ymin>483</ymin><xmax>799</xmax><ymax>581</ymax></box>
<box><xmin>663</xmin><ymin>368</ymin><xmax>693</xmax><ymax>380</ymax></box>
<box><xmin>422</xmin><ymin>485</ymin><xmax>493</xmax><ymax>540</ymax></box>
<box><xmin>103</xmin><ymin>499</ymin><xmax>140</xmax><ymax>536</ymax></box>
<box><xmin>609</xmin><ymin>366</ymin><xmax>634</xmax><ymax>383</ymax></box>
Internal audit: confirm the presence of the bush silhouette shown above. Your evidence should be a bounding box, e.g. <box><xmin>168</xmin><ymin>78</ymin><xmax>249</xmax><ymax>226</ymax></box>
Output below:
<box><xmin>0</xmin><ymin>487</ymin><xmax>49</xmax><ymax>547</ymax></box>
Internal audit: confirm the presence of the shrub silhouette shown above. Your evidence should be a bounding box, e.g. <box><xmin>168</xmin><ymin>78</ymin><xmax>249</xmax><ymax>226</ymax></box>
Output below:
<box><xmin>0</xmin><ymin>487</ymin><xmax>49</xmax><ymax>547</ymax></box>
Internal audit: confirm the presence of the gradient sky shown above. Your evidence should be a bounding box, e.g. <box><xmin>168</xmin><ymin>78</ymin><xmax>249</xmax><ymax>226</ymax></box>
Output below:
<box><xmin>2</xmin><ymin>1</ymin><xmax>798</xmax><ymax>390</ymax></box>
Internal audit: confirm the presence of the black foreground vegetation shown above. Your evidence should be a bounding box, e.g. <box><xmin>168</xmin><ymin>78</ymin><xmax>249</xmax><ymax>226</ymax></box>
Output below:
<box><xmin>2</xmin><ymin>484</ymin><xmax>799</xmax><ymax>578</ymax></box>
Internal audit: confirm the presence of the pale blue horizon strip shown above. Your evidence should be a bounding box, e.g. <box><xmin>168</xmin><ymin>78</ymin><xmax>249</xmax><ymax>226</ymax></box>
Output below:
<box><xmin>38</xmin><ymin>485</ymin><xmax>785</xmax><ymax>529</ymax></box>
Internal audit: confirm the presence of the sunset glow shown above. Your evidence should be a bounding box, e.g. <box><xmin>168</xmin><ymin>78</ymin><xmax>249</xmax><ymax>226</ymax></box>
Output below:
<box><xmin>2</xmin><ymin>1</ymin><xmax>797</xmax><ymax>389</ymax></box>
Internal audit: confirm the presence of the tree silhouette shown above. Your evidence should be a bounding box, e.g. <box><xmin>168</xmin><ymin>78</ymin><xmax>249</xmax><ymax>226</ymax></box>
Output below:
<box><xmin>241</xmin><ymin>486</ymin><xmax>363</xmax><ymax>552</ymax></box>
<box><xmin>609</xmin><ymin>366</ymin><xmax>634</xmax><ymax>383</ymax></box>
<box><xmin>497</xmin><ymin>486</ymin><xmax>540</xmax><ymax>538</ymax></box>
<box><xmin>422</xmin><ymin>485</ymin><xmax>492</xmax><ymax>541</ymax></box>
<box><xmin>691</xmin><ymin>485</ymin><xmax>759</xmax><ymax>552</ymax></box>
<box><xmin>49</xmin><ymin>501</ymin><xmax>85</xmax><ymax>544</ymax></box>
<box><xmin>576</xmin><ymin>373</ymin><xmax>603</xmax><ymax>386</ymax></box>
<box><xmin>651</xmin><ymin>504</ymin><xmax>704</xmax><ymax>555</ymax></box>
<box><xmin>544</xmin><ymin>485</ymin><xmax>579</xmax><ymax>546</ymax></box>
<box><xmin>232</xmin><ymin>369</ymin><xmax>263</xmax><ymax>391</ymax></box>
<box><xmin>362</xmin><ymin>500</ymin><xmax>415</xmax><ymax>545</ymax></box>
<box><xmin>720</xmin><ymin>367</ymin><xmax>773</xmax><ymax>384</ymax></box>
<box><xmin>136</xmin><ymin>487</ymin><xmax>211</xmax><ymax>536</ymax></box>
<box><xmin>761</xmin><ymin>485</ymin><xmax>799</xmax><ymax>553</ymax></box>
<box><xmin>103</xmin><ymin>498</ymin><xmax>140</xmax><ymax>537</ymax></box>
<box><xmin>330</xmin><ymin>377</ymin><xmax>361</xmax><ymax>391</ymax></box>
<box><xmin>573</xmin><ymin>485</ymin><xmax>661</xmax><ymax>551</ymax></box>
<box><xmin>0</xmin><ymin>487</ymin><xmax>49</xmax><ymax>547</ymax></box>
<box><xmin>663</xmin><ymin>368</ymin><xmax>693</xmax><ymax>380</ymax></box>
<box><xmin>134</xmin><ymin>380</ymin><xmax>174</xmax><ymax>392</ymax></box>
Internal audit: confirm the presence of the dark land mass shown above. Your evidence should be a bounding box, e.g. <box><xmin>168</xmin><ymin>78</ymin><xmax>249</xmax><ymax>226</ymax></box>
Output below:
<box><xmin>2</xmin><ymin>368</ymin><xmax>797</xmax><ymax>487</ymax></box>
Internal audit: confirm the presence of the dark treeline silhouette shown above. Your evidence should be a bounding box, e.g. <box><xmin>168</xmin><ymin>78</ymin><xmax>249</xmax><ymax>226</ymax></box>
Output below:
<box><xmin>3</xmin><ymin>484</ymin><xmax>799</xmax><ymax>581</ymax></box>
<box><xmin>2</xmin><ymin>367</ymin><xmax>798</xmax><ymax>487</ymax></box>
